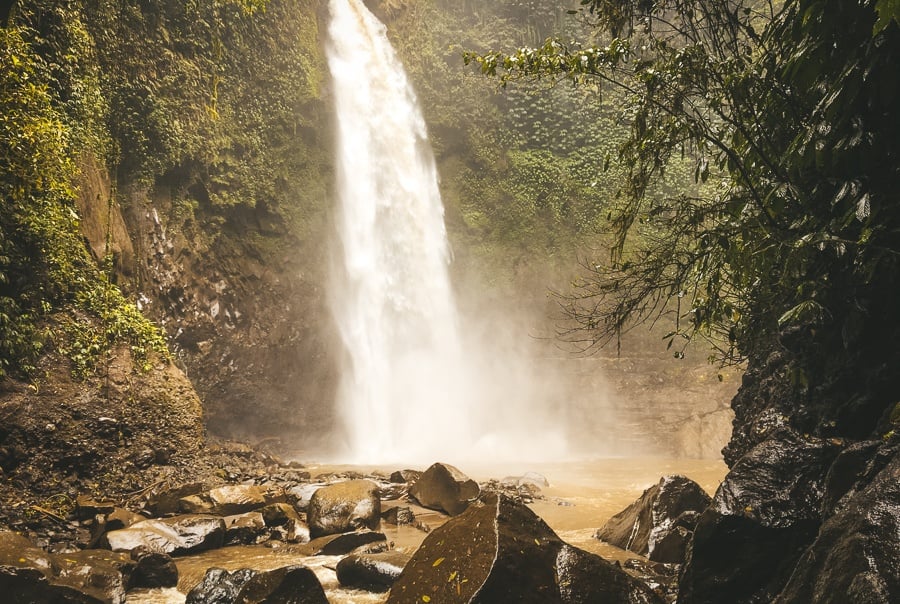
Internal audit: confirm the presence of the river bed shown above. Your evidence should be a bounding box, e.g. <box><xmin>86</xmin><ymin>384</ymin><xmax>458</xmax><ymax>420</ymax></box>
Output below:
<box><xmin>127</xmin><ymin>457</ymin><xmax>726</xmax><ymax>604</ymax></box>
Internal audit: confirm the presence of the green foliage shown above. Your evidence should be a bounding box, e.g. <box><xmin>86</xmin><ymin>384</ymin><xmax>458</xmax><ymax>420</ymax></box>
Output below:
<box><xmin>0</xmin><ymin>23</ymin><xmax>168</xmax><ymax>379</ymax></box>
<box><xmin>1</xmin><ymin>25</ymin><xmax>80</xmax><ymax>376</ymax></box>
<box><xmin>383</xmin><ymin>1</ymin><xmax>619</xmax><ymax>289</ymax></box>
<box><xmin>60</xmin><ymin>278</ymin><xmax>170</xmax><ymax>378</ymax></box>
<box><xmin>875</xmin><ymin>0</ymin><xmax>900</xmax><ymax>32</ymax></box>
<box><xmin>466</xmin><ymin>0</ymin><xmax>900</xmax><ymax>368</ymax></box>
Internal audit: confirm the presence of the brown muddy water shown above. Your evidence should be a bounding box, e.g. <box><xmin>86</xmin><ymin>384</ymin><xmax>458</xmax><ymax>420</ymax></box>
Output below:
<box><xmin>126</xmin><ymin>458</ymin><xmax>726</xmax><ymax>604</ymax></box>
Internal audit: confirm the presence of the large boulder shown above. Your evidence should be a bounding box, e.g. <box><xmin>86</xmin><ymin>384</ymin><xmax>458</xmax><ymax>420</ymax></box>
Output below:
<box><xmin>103</xmin><ymin>515</ymin><xmax>225</xmax><ymax>555</ymax></box>
<box><xmin>50</xmin><ymin>550</ymin><xmax>135</xmax><ymax>604</ymax></box>
<box><xmin>387</xmin><ymin>493</ymin><xmax>664</xmax><ymax>603</ymax></box>
<box><xmin>0</xmin><ymin>531</ymin><xmax>52</xmax><ymax>571</ymax></box>
<box><xmin>179</xmin><ymin>485</ymin><xmax>271</xmax><ymax>516</ymax></box>
<box><xmin>0</xmin><ymin>566</ymin><xmax>104</xmax><ymax>604</ymax></box>
<box><xmin>186</xmin><ymin>565</ymin><xmax>328</xmax><ymax>604</ymax></box>
<box><xmin>679</xmin><ymin>429</ymin><xmax>840</xmax><ymax>603</ymax></box>
<box><xmin>596</xmin><ymin>474</ymin><xmax>711</xmax><ymax>563</ymax></box>
<box><xmin>187</xmin><ymin>568</ymin><xmax>255</xmax><ymax>604</ymax></box>
<box><xmin>409</xmin><ymin>463</ymin><xmax>479</xmax><ymax>516</ymax></box>
<box><xmin>0</xmin><ymin>533</ymin><xmax>151</xmax><ymax>604</ymax></box>
<box><xmin>772</xmin><ymin>446</ymin><xmax>899</xmax><ymax>603</ymax></box>
<box><xmin>337</xmin><ymin>551</ymin><xmax>410</xmax><ymax>592</ymax></box>
<box><xmin>307</xmin><ymin>479</ymin><xmax>380</xmax><ymax>538</ymax></box>
<box><xmin>0</xmin><ymin>532</ymin><xmax>104</xmax><ymax>603</ymax></box>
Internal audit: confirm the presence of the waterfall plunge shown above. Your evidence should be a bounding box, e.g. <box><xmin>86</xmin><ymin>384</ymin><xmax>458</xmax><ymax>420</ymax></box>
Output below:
<box><xmin>327</xmin><ymin>0</ymin><xmax>571</xmax><ymax>464</ymax></box>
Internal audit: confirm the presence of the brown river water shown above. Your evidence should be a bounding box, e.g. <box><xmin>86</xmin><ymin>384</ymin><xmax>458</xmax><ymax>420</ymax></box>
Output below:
<box><xmin>126</xmin><ymin>458</ymin><xmax>726</xmax><ymax>604</ymax></box>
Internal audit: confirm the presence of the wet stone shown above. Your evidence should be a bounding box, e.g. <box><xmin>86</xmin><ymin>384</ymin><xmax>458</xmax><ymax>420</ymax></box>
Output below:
<box><xmin>179</xmin><ymin>484</ymin><xmax>269</xmax><ymax>516</ymax></box>
<box><xmin>596</xmin><ymin>474</ymin><xmax>711</xmax><ymax>563</ymax></box>
<box><xmin>259</xmin><ymin>502</ymin><xmax>301</xmax><ymax>527</ymax></box>
<box><xmin>186</xmin><ymin>565</ymin><xmax>328</xmax><ymax>604</ymax></box>
<box><xmin>103</xmin><ymin>514</ymin><xmax>225</xmax><ymax>555</ymax></box>
<box><xmin>128</xmin><ymin>546</ymin><xmax>178</xmax><ymax>589</ymax></box>
<box><xmin>387</xmin><ymin>493</ymin><xmax>663</xmax><ymax>604</ymax></box>
<box><xmin>224</xmin><ymin>512</ymin><xmax>267</xmax><ymax>546</ymax></box>
<box><xmin>408</xmin><ymin>462</ymin><xmax>479</xmax><ymax>516</ymax></box>
<box><xmin>50</xmin><ymin>549</ymin><xmax>135</xmax><ymax>603</ymax></box>
<box><xmin>304</xmin><ymin>530</ymin><xmax>388</xmax><ymax>556</ymax></box>
<box><xmin>337</xmin><ymin>550</ymin><xmax>410</xmax><ymax>592</ymax></box>
<box><xmin>382</xmin><ymin>506</ymin><xmax>415</xmax><ymax>525</ymax></box>
<box><xmin>307</xmin><ymin>479</ymin><xmax>380</xmax><ymax>538</ymax></box>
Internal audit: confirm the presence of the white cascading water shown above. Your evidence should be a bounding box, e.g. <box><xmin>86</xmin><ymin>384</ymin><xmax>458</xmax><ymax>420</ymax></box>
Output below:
<box><xmin>327</xmin><ymin>0</ymin><xmax>571</xmax><ymax>464</ymax></box>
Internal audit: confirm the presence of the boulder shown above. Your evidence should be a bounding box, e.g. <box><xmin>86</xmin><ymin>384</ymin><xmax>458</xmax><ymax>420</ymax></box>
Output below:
<box><xmin>390</xmin><ymin>469</ymin><xmax>422</xmax><ymax>484</ymax></box>
<box><xmin>596</xmin><ymin>474</ymin><xmax>711</xmax><ymax>563</ymax></box>
<box><xmin>409</xmin><ymin>463</ymin><xmax>479</xmax><ymax>516</ymax></box>
<box><xmin>128</xmin><ymin>546</ymin><xmax>178</xmax><ymax>589</ymax></box>
<box><xmin>259</xmin><ymin>503</ymin><xmax>301</xmax><ymax>527</ymax></box>
<box><xmin>89</xmin><ymin>507</ymin><xmax>147</xmax><ymax>548</ymax></box>
<box><xmin>186</xmin><ymin>567</ymin><xmax>254</xmax><ymax>603</ymax></box>
<box><xmin>387</xmin><ymin>493</ymin><xmax>663</xmax><ymax>603</ymax></box>
<box><xmin>679</xmin><ymin>429</ymin><xmax>840</xmax><ymax>603</ymax></box>
<box><xmin>0</xmin><ymin>566</ymin><xmax>104</xmax><ymax>604</ymax></box>
<box><xmin>307</xmin><ymin>479</ymin><xmax>380</xmax><ymax>538</ymax></box>
<box><xmin>146</xmin><ymin>482</ymin><xmax>207</xmax><ymax>516</ymax></box>
<box><xmin>286</xmin><ymin>483</ymin><xmax>325</xmax><ymax>513</ymax></box>
<box><xmin>270</xmin><ymin>518</ymin><xmax>310</xmax><ymax>544</ymax></box>
<box><xmin>382</xmin><ymin>506</ymin><xmax>416</xmax><ymax>525</ymax></box>
<box><xmin>0</xmin><ymin>532</ymin><xmax>105</xmax><ymax>603</ymax></box>
<box><xmin>773</xmin><ymin>448</ymin><xmax>899</xmax><ymax>603</ymax></box>
<box><xmin>50</xmin><ymin>549</ymin><xmax>135</xmax><ymax>603</ymax></box>
<box><xmin>337</xmin><ymin>551</ymin><xmax>410</xmax><ymax>592</ymax></box>
<box><xmin>377</xmin><ymin>482</ymin><xmax>408</xmax><ymax>501</ymax></box>
<box><xmin>179</xmin><ymin>485</ymin><xmax>269</xmax><ymax>516</ymax></box>
<box><xmin>224</xmin><ymin>512</ymin><xmax>268</xmax><ymax>546</ymax></box>
<box><xmin>103</xmin><ymin>515</ymin><xmax>225</xmax><ymax>555</ymax></box>
<box><xmin>305</xmin><ymin>530</ymin><xmax>388</xmax><ymax>556</ymax></box>
<box><xmin>186</xmin><ymin>565</ymin><xmax>328</xmax><ymax>604</ymax></box>
<box><xmin>0</xmin><ymin>531</ymin><xmax>53</xmax><ymax>571</ymax></box>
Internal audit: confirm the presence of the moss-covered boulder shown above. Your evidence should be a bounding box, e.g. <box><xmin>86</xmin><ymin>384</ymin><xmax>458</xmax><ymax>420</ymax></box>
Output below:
<box><xmin>387</xmin><ymin>493</ymin><xmax>663</xmax><ymax>603</ymax></box>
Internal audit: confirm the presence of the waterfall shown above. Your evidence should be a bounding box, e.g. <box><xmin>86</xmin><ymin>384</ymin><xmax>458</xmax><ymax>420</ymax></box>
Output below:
<box><xmin>326</xmin><ymin>0</ymin><xmax>572</xmax><ymax>464</ymax></box>
<box><xmin>326</xmin><ymin>0</ymin><xmax>468</xmax><ymax>462</ymax></box>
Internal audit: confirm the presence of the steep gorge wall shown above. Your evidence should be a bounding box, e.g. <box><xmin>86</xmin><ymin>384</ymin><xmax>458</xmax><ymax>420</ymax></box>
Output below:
<box><xmin>114</xmin><ymin>1</ymin><xmax>339</xmax><ymax>442</ymax></box>
<box><xmin>54</xmin><ymin>0</ymin><xmax>341</xmax><ymax>442</ymax></box>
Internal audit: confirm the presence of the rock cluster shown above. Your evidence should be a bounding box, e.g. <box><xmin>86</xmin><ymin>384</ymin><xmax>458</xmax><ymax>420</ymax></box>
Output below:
<box><xmin>0</xmin><ymin>456</ymin><xmax>682</xmax><ymax>603</ymax></box>
<box><xmin>0</xmin><ymin>462</ymin><xmax>392</xmax><ymax>603</ymax></box>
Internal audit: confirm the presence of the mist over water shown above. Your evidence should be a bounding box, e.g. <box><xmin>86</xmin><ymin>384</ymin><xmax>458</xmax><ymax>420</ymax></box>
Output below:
<box><xmin>325</xmin><ymin>0</ymin><xmax>582</xmax><ymax>464</ymax></box>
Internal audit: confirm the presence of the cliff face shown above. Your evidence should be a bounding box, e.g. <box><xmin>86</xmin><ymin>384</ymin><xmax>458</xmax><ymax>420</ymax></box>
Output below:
<box><xmin>679</xmin><ymin>320</ymin><xmax>900</xmax><ymax>601</ymax></box>
<box><xmin>73</xmin><ymin>0</ymin><xmax>340</xmax><ymax>442</ymax></box>
<box><xmin>119</xmin><ymin>178</ymin><xmax>337</xmax><ymax>440</ymax></box>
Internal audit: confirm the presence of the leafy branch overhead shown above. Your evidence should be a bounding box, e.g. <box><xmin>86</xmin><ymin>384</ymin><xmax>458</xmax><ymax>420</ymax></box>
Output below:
<box><xmin>465</xmin><ymin>0</ymin><xmax>900</xmax><ymax>366</ymax></box>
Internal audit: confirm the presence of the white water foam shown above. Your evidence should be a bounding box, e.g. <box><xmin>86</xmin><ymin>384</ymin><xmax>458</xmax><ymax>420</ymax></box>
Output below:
<box><xmin>326</xmin><ymin>0</ymin><xmax>572</xmax><ymax>464</ymax></box>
